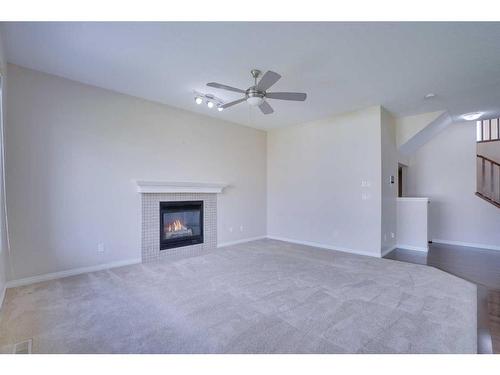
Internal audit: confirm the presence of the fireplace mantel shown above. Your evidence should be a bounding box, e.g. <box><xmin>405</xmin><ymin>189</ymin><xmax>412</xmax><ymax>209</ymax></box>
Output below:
<box><xmin>135</xmin><ymin>181</ymin><xmax>227</xmax><ymax>194</ymax></box>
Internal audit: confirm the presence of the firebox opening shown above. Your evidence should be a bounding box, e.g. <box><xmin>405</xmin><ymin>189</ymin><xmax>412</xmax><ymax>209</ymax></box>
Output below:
<box><xmin>160</xmin><ymin>201</ymin><xmax>203</xmax><ymax>250</ymax></box>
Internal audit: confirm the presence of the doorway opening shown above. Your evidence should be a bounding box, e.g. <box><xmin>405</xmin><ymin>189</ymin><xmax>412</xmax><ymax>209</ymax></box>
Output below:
<box><xmin>398</xmin><ymin>163</ymin><xmax>408</xmax><ymax>197</ymax></box>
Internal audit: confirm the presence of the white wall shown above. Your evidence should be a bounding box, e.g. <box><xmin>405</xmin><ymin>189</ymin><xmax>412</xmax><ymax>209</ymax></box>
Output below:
<box><xmin>0</xmin><ymin>31</ymin><xmax>9</xmax><ymax>306</ymax></box>
<box><xmin>477</xmin><ymin>141</ymin><xmax>500</xmax><ymax>163</ymax></box>
<box><xmin>381</xmin><ymin>108</ymin><xmax>398</xmax><ymax>255</ymax></box>
<box><xmin>395</xmin><ymin>111</ymin><xmax>443</xmax><ymax>147</ymax></box>
<box><xmin>267</xmin><ymin>106</ymin><xmax>383</xmax><ymax>257</ymax></box>
<box><xmin>5</xmin><ymin>65</ymin><xmax>267</xmax><ymax>280</ymax></box>
<box><xmin>396</xmin><ymin>198</ymin><xmax>429</xmax><ymax>251</ymax></box>
<box><xmin>407</xmin><ymin>121</ymin><xmax>500</xmax><ymax>249</ymax></box>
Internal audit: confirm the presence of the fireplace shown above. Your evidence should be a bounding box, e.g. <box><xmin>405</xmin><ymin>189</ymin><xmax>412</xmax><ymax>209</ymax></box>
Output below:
<box><xmin>160</xmin><ymin>201</ymin><xmax>203</xmax><ymax>250</ymax></box>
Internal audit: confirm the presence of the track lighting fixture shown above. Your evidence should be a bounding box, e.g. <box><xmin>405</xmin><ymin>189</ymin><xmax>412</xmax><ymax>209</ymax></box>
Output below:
<box><xmin>193</xmin><ymin>91</ymin><xmax>224</xmax><ymax>112</ymax></box>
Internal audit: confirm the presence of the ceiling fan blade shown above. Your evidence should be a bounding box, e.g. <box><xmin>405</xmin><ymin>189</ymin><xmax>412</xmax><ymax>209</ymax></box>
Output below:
<box><xmin>220</xmin><ymin>98</ymin><xmax>246</xmax><ymax>109</ymax></box>
<box><xmin>256</xmin><ymin>71</ymin><xmax>281</xmax><ymax>91</ymax></box>
<box><xmin>258</xmin><ymin>100</ymin><xmax>274</xmax><ymax>115</ymax></box>
<box><xmin>207</xmin><ymin>82</ymin><xmax>246</xmax><ymax>94</ymax></box>
<box><xmin>266</xmin><ymin>92</ymin><xmax>307</xmax><ymax>101</ymax></box>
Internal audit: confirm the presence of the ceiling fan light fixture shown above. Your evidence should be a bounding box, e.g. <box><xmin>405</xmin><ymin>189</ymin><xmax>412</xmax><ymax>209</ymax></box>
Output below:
<box><xmin>246</xmin><ymin>96</ymin><xmax>264</xmax><ymax>106</ymax></box>
<box><xmin>207</xmin><ymin>101</ymin><xmax>214</xmax><ymax>109</ymax></box>
<box><xmin>195</xmin><ymin>96</ymin><xmax>203</xmax><ymax>105</ymax></box>
<box><xmin>217</xmin><ymin>106</ymin><xmax>223</xmax><ymax>112</ymax></box>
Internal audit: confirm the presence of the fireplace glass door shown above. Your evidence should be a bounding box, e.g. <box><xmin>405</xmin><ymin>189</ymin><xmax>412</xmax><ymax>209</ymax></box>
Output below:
<box><xmin>160</xmin><ymin>201</ymin><xmax>203</xmax><ymax>250</ymax></box>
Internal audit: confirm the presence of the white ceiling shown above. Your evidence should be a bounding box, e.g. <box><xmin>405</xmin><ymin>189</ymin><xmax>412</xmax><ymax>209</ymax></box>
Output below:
<box><xmin>3</xmin><ymin>22</ymin><xmax>500</xmax><ymax>129</ymax></box>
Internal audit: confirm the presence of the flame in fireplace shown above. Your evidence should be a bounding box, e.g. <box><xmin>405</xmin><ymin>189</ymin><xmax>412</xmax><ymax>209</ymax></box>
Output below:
<box><xmin>166</xmin><ymin>219</ymin><xmax>187</xmax><ymax>233</ymax></box>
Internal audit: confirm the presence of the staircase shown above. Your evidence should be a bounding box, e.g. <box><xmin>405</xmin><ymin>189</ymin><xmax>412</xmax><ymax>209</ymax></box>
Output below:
<box><xmin>476</xmin><ymin>119</ymin><xmax>500</xmax><ymax>208</ymax></box>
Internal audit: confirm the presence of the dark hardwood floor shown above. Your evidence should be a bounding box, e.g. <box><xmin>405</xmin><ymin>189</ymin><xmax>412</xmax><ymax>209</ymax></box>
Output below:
<box><xmin>489</xmin><ymin>291</ymin><xmax>500</xmax><ymax>353</ymax></box>
<box><xmin>385</xmin><ymin>242</ymin><xmax>500</xmax><ymax>354</ymax></box>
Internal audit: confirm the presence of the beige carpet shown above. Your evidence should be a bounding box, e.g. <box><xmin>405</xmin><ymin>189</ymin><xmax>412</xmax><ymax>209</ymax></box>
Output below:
<box><xmin>0</xmin><ymin>239</ymin><xmax>477</xmax><ymax>353</ymax></box>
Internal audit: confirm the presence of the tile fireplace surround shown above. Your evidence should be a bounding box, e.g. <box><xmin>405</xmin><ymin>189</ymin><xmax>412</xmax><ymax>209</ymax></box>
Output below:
<box><xmin>137</xmin><ymin>182</ymin><xmax>226</xmax><ymax>263</ymax></box>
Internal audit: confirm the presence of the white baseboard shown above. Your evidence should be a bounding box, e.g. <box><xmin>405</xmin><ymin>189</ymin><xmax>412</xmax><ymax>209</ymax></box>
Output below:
<box><xmin>381</xmin><ymin>245</ymin><xmax>397</xmax><ymax>257</ymax></box>
<box><xmin>217</xmin><ymin>236</ymin><xmax>267</xmax><ymax>248</ymax></box>
<box><xmin>6</xmin><ymin>258</ymin><xmax>142</xmax><ymax>289</ymax></box>
<box><xmin>396</xmin><ymin>244</ymin><xmax>429</xmax><ymax>252</ymax></box>
<box><xmin>266</xmin><ymin>235</ymin><xmax>381</xmax><ymax>258</ymax></box>
<box><xmin>432</xmin><ymin>239</ymin><xmax>500</xmax><ymax>252</ymax></box>
<box><xmin>14</xmin><ymin>238</ymin><xmax>493</xmax><ymax>290</ymax></box>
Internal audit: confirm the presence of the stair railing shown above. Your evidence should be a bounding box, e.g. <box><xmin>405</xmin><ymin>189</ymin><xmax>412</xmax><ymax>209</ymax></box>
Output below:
<box><xmin>477</xmin><ymin>119</ymin><xmax>500</xmax><ymax>142</ymax></box>
<box><xmin>476</xmin><ymin>154</ymin><xmax>500</xmax><ymax>208</ymax></box>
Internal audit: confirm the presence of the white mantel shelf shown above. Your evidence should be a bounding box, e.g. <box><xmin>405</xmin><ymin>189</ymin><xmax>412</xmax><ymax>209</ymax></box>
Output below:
<box><xmin>135</xmin><ymin>181</ymin><xmax>227</xmax><ymax>194</ymax></box>
<box><xmin>397</xmin><ymin>197</ymin><xmax>430</xmax><ymax>202</ymax></box>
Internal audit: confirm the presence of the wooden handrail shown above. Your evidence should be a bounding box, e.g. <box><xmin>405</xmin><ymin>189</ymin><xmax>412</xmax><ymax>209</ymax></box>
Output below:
<box><xmin>477</xmin><ymin>139</ymin><xmax>500</xmax><ymax>144</ymax></box>
<box><xmin>477</xmin><ymin>154</ymin><xmax>500</xmax><ymax>167</ymax></box>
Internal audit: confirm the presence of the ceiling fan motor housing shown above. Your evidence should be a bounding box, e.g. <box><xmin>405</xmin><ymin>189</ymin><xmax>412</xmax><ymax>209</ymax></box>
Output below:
<box><xmin>246</xmin><ymin>87</ymin><xmax>265</xmax><ymax>106</ymax></box>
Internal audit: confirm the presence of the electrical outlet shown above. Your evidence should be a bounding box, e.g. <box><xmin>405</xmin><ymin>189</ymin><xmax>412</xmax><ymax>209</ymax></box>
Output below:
<box><xmin>391</xmin><ymin>232</ymin><xmax>395</xmax><ymax>239</ymax></box>
<box><xmin>229</xmin><ymin>227</ymin><xmax>233</xmax><ymax>233</ymax></box>
<box><xmin>240</xmin><ymin>225</ymin><xmax>244</xmax><ymax>232</ymax></box>
<box><xmin>97</xmin><ymin>242</ymin><xmax>105</xmax><ymax>253</ymax></box>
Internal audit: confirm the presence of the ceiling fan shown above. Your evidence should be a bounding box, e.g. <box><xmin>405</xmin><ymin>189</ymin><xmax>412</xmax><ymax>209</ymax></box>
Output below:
<box><xmin>207</xmin><ymin>69</ymin><xmax>307</xmax><ymax>115</ymax></box>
